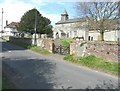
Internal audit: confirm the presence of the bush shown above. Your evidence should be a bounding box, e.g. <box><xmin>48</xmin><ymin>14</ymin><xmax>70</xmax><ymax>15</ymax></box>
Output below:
<box><xmin>60</xmin><ymin>38</ymin><xmax>72</xmax><ymax>48</ymax></box>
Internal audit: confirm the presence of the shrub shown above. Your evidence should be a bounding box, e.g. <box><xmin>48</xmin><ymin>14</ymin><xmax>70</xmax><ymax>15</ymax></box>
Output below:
<box><xmin>60</xmin><ymin>38</ymin><xmax>72</xmax><ymax>48</ymax></box>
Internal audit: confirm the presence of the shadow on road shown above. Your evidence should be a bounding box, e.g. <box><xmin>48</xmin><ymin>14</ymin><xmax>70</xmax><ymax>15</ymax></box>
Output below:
<box><xmin>2</xmin><ymin>57</ymin><xmax>57</xmax><ymax>89</ymax></box>
<box><xmin>2</xmin><ymin>57</ymin><xmax>119</xmax><ymax>90</ymax></box>
<box><xmin>2</xmin><ymin>41</ymin><xmax>26</xmax><ymax>53</ymax></box>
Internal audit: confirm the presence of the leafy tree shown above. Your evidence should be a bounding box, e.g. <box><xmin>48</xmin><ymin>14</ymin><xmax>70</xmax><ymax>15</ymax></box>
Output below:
<box><xmin>17</xmin><ymin>8</ymin><xmax>53</xmax><ymax>36</ymax></box>
<box><xmin>75</xmin><ymin>2</ymin><xmax>119</xmax><ymax>41</ymax></box>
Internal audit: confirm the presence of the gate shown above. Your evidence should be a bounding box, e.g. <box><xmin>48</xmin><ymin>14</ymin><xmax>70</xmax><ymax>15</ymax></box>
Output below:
<box><xmin>53</xmin><ymin>39</ymin><xmax>70</xmax><ymax>55</ymax></box>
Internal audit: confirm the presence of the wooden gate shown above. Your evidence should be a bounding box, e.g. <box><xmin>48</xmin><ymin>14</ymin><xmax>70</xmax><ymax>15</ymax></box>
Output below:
<box><xmin>53</xmin><ymin>39</ymin><xmax>70</xmax><ymax>55</ymax></box>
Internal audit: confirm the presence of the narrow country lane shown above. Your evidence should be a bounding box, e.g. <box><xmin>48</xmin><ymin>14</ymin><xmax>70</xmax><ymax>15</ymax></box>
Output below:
<box><xmin>1</xmin><ymin>40</ymin><xmax>119</xmax><ymax>89</ymax></box>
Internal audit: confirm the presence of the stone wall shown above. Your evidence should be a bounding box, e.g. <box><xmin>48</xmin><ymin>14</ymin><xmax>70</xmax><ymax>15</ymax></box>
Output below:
<box><xmin>9</xmin><ymin>37</ymin><xmax>32</xmax><ymax>45</ymax></box>
<box><xmin>9</xmin><ymin>36</ymin><xmax>53</xmax><ymax>53</ymax></box>
<box><xmin>70</xmin><ymin>40</ymin><xmax>119</xmax><ymax>62</ymax></box>
<box><xmin>33</xmin><ymin>37</ymin><xmax>53</xmax><ymax>53</ymax></box>
<box><xmin>70</xmin><ymin>40</ymin><xmax>86</xmax><ymax>56</ymax></box>
<box><xmin>43</xmin><ymin>38</ymin><xmax>53</xmax><ymax>53</ymax></box>
<box><xmin>85</xmin><ymin>41</ymin><xmax>118</xmax><ymax>62</ymax></box>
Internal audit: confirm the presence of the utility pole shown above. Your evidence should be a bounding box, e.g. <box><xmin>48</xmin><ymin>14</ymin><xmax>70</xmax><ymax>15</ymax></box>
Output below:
<box><xmin>1</xmin><ymin>8</ymin><xmax>3</xmax><ymax>38</ymax></box>
<box><xmin>34</xmin><ymin>9</ymin><xmax>37</xmax><ymax>45</ymax></box>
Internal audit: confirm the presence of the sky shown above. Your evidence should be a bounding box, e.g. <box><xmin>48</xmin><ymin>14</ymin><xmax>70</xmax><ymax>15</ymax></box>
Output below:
<box><xmin>0</xmin><ymin>0</ymin><xmax>118</xmax><ymax>29</ymax></box>
<box><xmin>0</xmin><ymin>0</ymin><xmax>78</xmax><ymax>28</ymax></box>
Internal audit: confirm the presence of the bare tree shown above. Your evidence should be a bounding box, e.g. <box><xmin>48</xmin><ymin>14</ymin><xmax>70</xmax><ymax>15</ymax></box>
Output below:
<box><xmin>76</xmin><ymin>2</ymin><xmax>119</xmax><ymax>41</ymax></box>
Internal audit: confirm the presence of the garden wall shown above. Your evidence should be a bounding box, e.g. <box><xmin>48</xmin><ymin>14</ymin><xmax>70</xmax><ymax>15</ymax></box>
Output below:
<box><xmin>9</xmin><ymin>36</ymin><xmax>54</xmax><ymax>53</ymax></box>
<box><xmin>70</xmin><ymin>40</ymin><xmax>119</xmax><ymax>62</ymax></box>
<box><xmin>42</xmin><ymin>38</ymin><xmax>54</xmax><ymax>53</ymax></box>
<box><xmin>9</xmin><ymin>37</ymin><xmax>32</xmax><ymax>45</ymax></box>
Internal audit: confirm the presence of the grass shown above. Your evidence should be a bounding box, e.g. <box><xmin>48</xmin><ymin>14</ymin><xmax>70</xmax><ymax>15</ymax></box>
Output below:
<box><xmin>64</xmin><ymin>54</ymin><xmax>119</xmax><ymax>76</ymax></box>
<box><xmin>60</xmin><ymin>38</ymin><xmax>72</xmax><ymax>48</ymax></box>
<box><xmin>30</xmin><ymin>46</ymin><xmax>50</xmax><ymax>55</ymax></box>
<box><xmin>7</xmin><ymin>41</ymin><xmax>50</xmax><ymax>55</ymax></box>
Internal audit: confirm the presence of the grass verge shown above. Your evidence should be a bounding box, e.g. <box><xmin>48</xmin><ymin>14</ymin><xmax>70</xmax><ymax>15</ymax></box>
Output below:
<box><xmin>30</xmin><ymin>46</ymin><xmax>50</xmax><ymax>55</ymax></box>
<box><xmin>7</xmin><ymin>41</ymin><xmax>50</xmax><ymax>55</ymax></box>
<box><xmin>64</xmin><ymin>54</ymin><xmax>119</xmax><ymax>76</ymax></box>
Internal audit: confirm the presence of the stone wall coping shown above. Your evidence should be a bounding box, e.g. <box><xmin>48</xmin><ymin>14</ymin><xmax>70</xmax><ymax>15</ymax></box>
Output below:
<box><xmin>71</xmin><ymin>40</ymin><xmax>118</xmax><ymax>45</ymax></box>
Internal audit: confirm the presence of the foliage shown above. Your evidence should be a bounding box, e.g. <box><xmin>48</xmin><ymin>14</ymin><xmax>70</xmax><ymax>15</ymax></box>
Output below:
<box><xmin>60</xmin><ymin>38</ymin><xmax>72</xmax><ymax>48</ymax></box>
<box><xmin>17</xmin><ymin>8</ymin><xmax>53</xmax><ymax>36</ymax></box>
<box><xmin>8</xmin><ymin>41</ymin><xmax>50</xmax><ymax>55</ymax></box>
<box><xmin>64</xmin><ymin>54</ymin><xmax>119</xmax><ymax>76</ymax></box>
<box><xmin>30</xmin><ymin>46</ymin><xmax>50</xmax><ymax>55</ymax></box>
<box><xmin>64</xmin><ymin>54</ymin><xmax>79</xmax><ymax>63</ymax></box>
<box><xmin>75</xmin><ymin>2</ymin><xmax>119</xmax><ymax>41</ymax></box>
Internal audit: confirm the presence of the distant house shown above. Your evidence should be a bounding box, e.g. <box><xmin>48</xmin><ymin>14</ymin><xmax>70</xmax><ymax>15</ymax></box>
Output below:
<box><xmin>53</xmin><ymin>10</ymin><xmax>119</xmax><ymax>41</ymax></box>
<box><xmin>3</xmin><ymin>21</ymin><xmax>18</xmax><ymax>37</ymax></box>
<box><xmin>53</xmin><ymin>10</ymin><xmax>88</xmax><ymax>40</ymax></box>
<box><xmin>88</xmin><ymin>19</ymin><xmax>119</xmax><ymax>41</ymax></box>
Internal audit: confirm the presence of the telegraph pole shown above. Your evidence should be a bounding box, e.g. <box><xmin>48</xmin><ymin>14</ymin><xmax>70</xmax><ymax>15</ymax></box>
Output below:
<box><xmin>1</xmin><ymin>8</ymin><xmax>3</xmax><ymax>32</ymax></box>
<box><xmin>1</xmin><ymin>8</ymin><xmax>3</xmax><ymax>38</ymax></box>
<box><xmin>34</xmin><ymin>9</ymin><xmax>37</xmax><ymax>45</ymax></box>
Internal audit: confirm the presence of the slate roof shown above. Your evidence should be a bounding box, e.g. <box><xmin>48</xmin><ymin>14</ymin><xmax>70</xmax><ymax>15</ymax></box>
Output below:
<box><xmin>4</xmin><ymin>22</ymin><xmax>18</xmax><ymax>29</ymax></box>
<box><xmin>56</xmin><ymin>17</ymin><xmax>118</xmax><ymax>30</ymax></box>
<box><xmin>56</xmin><ymin>18</ymin><xmax>86</xmax><ymax>24</ymax></box>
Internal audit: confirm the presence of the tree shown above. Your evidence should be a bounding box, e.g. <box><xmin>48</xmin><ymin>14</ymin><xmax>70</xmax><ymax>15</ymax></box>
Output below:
<box><xmin>75</xmin><ymin>2</ymin><xmax>119</xmax><ymax>41</ymax></box>
<box><xmin>17</xmin><ymin>8</ymin><xmax>53</xmax><ymax>36</ymax></box>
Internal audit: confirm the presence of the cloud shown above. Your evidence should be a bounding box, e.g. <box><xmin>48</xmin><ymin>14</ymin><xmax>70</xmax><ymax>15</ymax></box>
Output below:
<box><xmin>0</xmin><ymin>0</ymin><xmax>61</xmax><ymax>28</ymax></box>
<box><xmin>0</xmin><ymin>0</ymin><xmax>34</xmax><ymax>27</ymax></box>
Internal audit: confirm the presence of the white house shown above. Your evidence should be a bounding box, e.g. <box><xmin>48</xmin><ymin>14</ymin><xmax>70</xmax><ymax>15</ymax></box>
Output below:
<box><xmin>88</xmin><ymin>19</ymin><xmax>119</xmax><ymax>41</ymax></box>
<box><xmin>53</xmin><ymin>10</ymin><xmax>119</xmax><ymax>41</ymax></box>
<box><xmin>53</xmin><ymin>10</ymin><xmax>88</xmax><ymax>40</ymax></box>
<box><xmin>3</xmin><ymin>21</ymin><xmax>18</xmax><ymax>37</ymax></box>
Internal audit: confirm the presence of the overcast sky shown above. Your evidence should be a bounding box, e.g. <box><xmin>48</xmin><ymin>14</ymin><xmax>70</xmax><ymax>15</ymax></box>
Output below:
<box><xmin>0</xmin><ymin>0</ymin><xmax>78</xmax><ymax>28</ymax></box>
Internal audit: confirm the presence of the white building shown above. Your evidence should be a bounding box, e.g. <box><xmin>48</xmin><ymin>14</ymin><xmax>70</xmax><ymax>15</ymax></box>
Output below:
<box><xmin>53</xmin><ymin>10</ymin><xmax>119</xmax><ymax>41</ymax></box>
<box><xmin>53</xmin><ymin>10</ymin><xmax>88</xmax><ymax>40</ymax></box>
<box><xmin>2</xmin><ymin>21</ymin><xmax>18</xmax><ymax>37</ymax></box>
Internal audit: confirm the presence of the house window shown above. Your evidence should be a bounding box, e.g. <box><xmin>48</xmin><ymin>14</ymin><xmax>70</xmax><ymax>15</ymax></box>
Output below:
<box><xmin>56</xmin><ymin>32</ymin><xmax>59</xmax><ymax>39</ymax></box>
<box><xmin>88</xmin><ymin>36</ymin><xmax>93</xmax><ymax>41</ymax></box>
<box><xmin>61</xmin><ymin>33</ymin><xmax>66</xmax><ymax>37</ymax></box>
<box><xmin>88</xmin><ymin>36</ymin><xmax>91</xmax><ymax>41</ymax></box>
<box><xmin>91</xmin><ymin>37</ymin><xmax>93</xmax><ymax>41</ymax></box>
<box><xmin>74</xmin><ymin>31</ymin><xmax>77</xmax><ymax>37</ymax></box>
<box><xmin>67</xmin><ymin>33</ymin><xmax>69</xmax><ymax>38</ymax></box>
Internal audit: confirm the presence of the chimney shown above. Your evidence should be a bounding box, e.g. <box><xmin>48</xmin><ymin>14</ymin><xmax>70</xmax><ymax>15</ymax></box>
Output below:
<box><xmin>6</xmin><ymin>20</ymin><xmax>8</xmax><ymax>26</ymax></box>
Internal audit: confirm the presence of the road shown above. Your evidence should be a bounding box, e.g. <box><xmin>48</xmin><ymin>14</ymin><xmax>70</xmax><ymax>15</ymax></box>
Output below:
<box><xmin>1</xmin><ymin>40</ymin><xmax>119</xmax><ymax>89</ymax></box>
